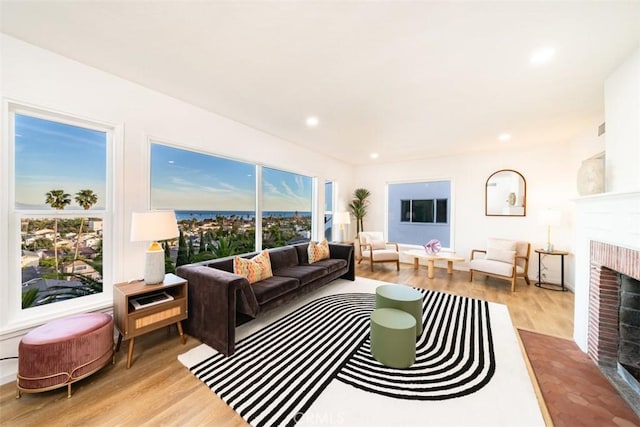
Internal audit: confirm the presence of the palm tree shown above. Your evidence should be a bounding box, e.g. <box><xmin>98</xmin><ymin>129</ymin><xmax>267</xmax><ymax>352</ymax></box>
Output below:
<box><xmin>348</xmin><ymin>188</ymin><xmax>371</xmax><ymax>236</ymax></box>
<box><xmin>45</xmin><ymin>189</ymin><xmax>71</xmax><ymax>278</ymax></box>
<box><xmin>73</xmin><ymin>189</ymin><xmax>98</xmax><ymax>273</ymax></box>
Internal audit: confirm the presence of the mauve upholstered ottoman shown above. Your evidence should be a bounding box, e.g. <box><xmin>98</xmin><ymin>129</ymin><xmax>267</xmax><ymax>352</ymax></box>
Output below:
<box><xmin>17</xmin><ymin>312</ymin><xmax>114</xmax><ymax>398</ymax></box>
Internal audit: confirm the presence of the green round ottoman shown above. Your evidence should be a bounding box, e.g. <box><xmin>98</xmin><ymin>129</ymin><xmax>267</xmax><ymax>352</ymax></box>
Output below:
<box><xmin>370</xmin><ymin>308</ymin><xmax>416</xmax><ymax>368</ymax></box>
<box><xmin>376</xmin><ymin>284</ymin><xmax>424</xmax><ymax>336</ymax></box>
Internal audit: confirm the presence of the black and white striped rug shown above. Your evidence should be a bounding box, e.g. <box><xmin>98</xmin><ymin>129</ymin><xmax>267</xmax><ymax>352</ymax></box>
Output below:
<box><xmin>179</xmin><ymin>278</ymin><xmax>543</xmax><ymax>427</ymax></box>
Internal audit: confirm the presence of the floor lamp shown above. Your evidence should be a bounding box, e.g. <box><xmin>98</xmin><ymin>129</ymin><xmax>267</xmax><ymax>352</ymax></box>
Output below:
<box><xmin>130</xmin><ymin>210</ymin><xmax>179</xmax><ymax>284</ymax></box>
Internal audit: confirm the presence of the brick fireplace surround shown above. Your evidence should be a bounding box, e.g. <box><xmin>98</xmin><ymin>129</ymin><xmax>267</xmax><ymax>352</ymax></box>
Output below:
<box><xmin>588</xmin><ymin>241</ymin><xmax>640</xmax><ymax>366</ymax></box>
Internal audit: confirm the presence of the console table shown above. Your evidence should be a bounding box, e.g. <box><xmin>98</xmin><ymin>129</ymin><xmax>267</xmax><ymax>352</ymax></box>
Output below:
<box><xmin>534</xmin><ymin>249</ymin><xmax>569</xmax><ymax>291</ymax></box>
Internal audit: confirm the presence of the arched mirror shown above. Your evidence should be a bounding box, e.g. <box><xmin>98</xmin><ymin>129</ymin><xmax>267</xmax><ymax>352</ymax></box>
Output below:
<box><xmin>485</xmin><ymin>169</ymin><xmax>526</xmax><ymax>216</ymax></box>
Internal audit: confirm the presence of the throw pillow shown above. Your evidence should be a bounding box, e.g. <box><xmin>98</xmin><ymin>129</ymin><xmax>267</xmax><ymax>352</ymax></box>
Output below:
<box><xmin>486</xmin><ymin>238</ymin><xmax>517</xmax><ymax>252</ymax></box>
<box><xmin>233</xmin><ymin>250</ymin><xmax>273</xmax><ymax>284</ymax></box>
<box><xmin>308</xmin><ymin>240</ymin><xmax>330</xmax><ymax>264</ymax></box>
<box><xmin>485</xmin><ymin>248</ymin><xmax>516</xmax><ymax>263</ymax></box>
<box><xmin>370</xmin><ymin>239</ymin><xmax>387</xmax><ymax>250</ymax></box>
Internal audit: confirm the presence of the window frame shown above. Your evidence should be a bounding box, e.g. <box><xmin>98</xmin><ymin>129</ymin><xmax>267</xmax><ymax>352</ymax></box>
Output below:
<box><xmin>400</xmin><ymin>198</ymin><xmax>448</xmax><ymax>224</ymax></box>
<box><xmin>2</xmin><ymin>103</ymin><xmax>118</xmax><ymax>334</ymax></box>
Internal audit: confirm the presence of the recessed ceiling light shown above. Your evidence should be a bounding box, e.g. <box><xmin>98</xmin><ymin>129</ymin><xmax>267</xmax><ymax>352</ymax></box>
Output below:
<box><xmin>530</xmin><ymin>47</ymin><xmax>555</xmax><ymax>65</ymax></box>
<box><xmin>498</xmin><ymin>133</ymin><xmax>511</xmax><ymax>142</ymax></box>
<box><xmin>305</xmin><ymin>116</ymin><xmax>319</xmax><ymax>127</ymax></box>
<box><xmin>370</xmin><ymin>152</ymin><xmax>379</xmax><ymax>159</ymax></box>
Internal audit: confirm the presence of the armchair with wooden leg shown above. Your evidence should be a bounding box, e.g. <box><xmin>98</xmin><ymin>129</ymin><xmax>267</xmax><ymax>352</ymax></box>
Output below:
<box><xmin>357</xmin><ymin>231</ymin><xmax>400</xmax><ymax>272</ymax></box>
<box><xmin>469</xmin><ymin>238</ymin><xmax>531</xmax><ymax>292</ymax></box>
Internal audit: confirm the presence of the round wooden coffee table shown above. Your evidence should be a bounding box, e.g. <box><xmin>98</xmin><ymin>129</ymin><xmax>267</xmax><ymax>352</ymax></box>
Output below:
<box><xmin>404</xmin><ymin>249</ymin><xmax>465</xmax><ymax>279</ymax></box>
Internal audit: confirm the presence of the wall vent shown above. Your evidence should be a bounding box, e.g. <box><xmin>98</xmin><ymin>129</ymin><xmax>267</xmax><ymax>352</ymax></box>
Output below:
<box><xmin>598</xmin><ymin>122</ymin><xmax>606</xmax><ymax>136</ymax></box>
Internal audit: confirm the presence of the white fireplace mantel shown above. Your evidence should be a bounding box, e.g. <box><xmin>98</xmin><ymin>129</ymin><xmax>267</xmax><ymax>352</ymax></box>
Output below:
<box><xmin>573</xmin><ymin>191</ymin><xmax>640</xmax><ymax>352</ymax></box>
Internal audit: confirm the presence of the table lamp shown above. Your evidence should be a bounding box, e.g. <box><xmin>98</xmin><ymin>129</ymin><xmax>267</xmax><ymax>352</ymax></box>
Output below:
<box><xmin>333</xmin><ymin>212</ymin><xmax>351</xmax><ymax>243</ymax></box>
<box><xmin>538</xmin><ymin>209</ymin><xmax>561</xmax><ymax>252</ymax></box>
<box><xmin>130</xmin><ymin>210</ymin><xmax>179</xmax><ymax>284</ymax></box>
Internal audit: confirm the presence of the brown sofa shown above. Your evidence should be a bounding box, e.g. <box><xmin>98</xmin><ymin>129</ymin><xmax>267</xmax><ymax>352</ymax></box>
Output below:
<box><xmin>176</xmin><ymin>242</ymin><xmax>354</xmax><ymax>356</ymax></box>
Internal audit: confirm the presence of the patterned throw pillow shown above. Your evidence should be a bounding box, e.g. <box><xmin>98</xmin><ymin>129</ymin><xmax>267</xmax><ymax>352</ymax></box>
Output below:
<box><xmin>308</xmin><ymin>240</ymin><xmax>330</xmax><ymax>264</ymax></box>
<box><xmin>233</xmin><ymin>250</ymin><xmax>273</xmax><ymax>284</ymax></box>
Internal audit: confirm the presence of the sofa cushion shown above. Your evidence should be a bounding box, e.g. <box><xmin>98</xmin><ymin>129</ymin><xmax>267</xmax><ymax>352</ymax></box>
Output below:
<box><xmin>308</xmin><ymin>240</ymin><xmax>330</xmax><ymax>264</ymax></box>
<box><xmin>470</xmin><ymin>259</ymin><xmax>524</xmax><ymax>277</ymax></box>
<box><xmin>233</xmin><ymin>250</ymin><xmax>273</xmax><ymax>284</ymax></box>
<box><xmin>274</xmin><ymin>265</ymin><xmax>329</xmax><ymax>286</ymax></box>
<box><xmin>305</xmin><ymin>258</ymin><xmax>347</xmax><ymax>274</ymax></box>
<box><xmin>485</xmin><ymin>247</ymin><xmax>516</xmax><ymax>263</ymax></box>
<box><xmin>251</xmin><ymin>275</ymin><xmax>300</xmax><ymax>305</ymax></box>
<box><xmin>487</xmin><ymin>238</ymin><xmax>517</xmax><ymax>251</ymax></box>
<box><xmin>370</xmin><ymin>239</ymin><xmax>387</xmax><ymax>250</ymax></box>
<box><xmin>267</xmin><ymin>246</ymin><xmax>299</xmax><ymax>270</ymax></box>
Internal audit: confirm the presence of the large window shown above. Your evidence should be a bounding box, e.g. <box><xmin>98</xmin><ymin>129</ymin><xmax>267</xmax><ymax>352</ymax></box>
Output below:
<box><xmin>150</xmin><ymin>143</ymin><xmax>315</xmax><ymax>263</ymax></box>
<box><xmin>261</xmin><ymin>167</ymin><xmax>313</xmax><ymax>249</ymax></box>
<box><xmin>150</xmin><ymin>143</ymin><xmax>256</xmax><ymax>265</ymax></box>
<box><xmin>12</xmin><ymin>110</ymin><xmax>109</xmax><ymax>311</ymax></box>
<box><xmin>388</xmin><ymin>181</ymin><xmax>451</xmax><ymax>246</ymax></box>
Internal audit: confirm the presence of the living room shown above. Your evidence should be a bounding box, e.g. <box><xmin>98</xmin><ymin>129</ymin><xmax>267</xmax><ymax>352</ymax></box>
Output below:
<box><xmin>1</xmin><ymin>1</ymin><xmax>639</xmax><ymax>425</ymax></box>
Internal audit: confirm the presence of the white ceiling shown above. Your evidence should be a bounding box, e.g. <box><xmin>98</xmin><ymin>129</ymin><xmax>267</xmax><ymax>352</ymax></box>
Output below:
<box><xmin>1</xmin><ymin>1</ymin><xmax>639</xmax><ymax>165</ymax></box>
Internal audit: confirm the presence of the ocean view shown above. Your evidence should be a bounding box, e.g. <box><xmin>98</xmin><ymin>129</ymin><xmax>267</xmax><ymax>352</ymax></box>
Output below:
<box><xmin>175</xmin><ymin>210</ymin><xmax>312</xmax><ymax>222</ymax></box>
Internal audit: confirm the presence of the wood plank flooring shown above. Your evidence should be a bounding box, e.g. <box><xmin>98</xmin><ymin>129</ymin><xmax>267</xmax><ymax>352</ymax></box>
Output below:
<box><xmin>0</xmin><ymin>262</ymin><xmax>574</xmax><ymax>426</ymax></box>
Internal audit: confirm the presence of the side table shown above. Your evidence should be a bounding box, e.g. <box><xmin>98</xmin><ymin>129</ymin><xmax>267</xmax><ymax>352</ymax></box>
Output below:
<box><xmin>534</xmin><ymin>249</ymin><xmax>569</xmax><ymax>291</ymax></box>
<box><xmin>113</xmin><ymin>273</ymin><xmax>188</xmax><ymax>368</ymax></box>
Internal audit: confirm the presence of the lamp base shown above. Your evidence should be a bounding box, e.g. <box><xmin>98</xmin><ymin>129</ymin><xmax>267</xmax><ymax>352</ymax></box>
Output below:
<box><xmin>144</xmin><ymin>248</ymin><xmax>165</xmax><ymax>285</ymax></box>
<box><xmin>545</xmin><ymin>243</ymin><xmax>554</xmax><ymax>252</ymax></box>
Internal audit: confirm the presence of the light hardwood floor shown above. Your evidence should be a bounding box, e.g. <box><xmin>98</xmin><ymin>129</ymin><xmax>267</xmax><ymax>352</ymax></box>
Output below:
<box><xmin>0</xmin><ymin>262</ymin><xmax>574</xmax><ymax>426</ymax></box>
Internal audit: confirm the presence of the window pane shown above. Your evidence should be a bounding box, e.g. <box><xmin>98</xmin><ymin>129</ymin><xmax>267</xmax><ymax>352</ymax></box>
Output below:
<box><xmin>262</xmin><ymin>167</ymin><xmax>312</xmax><ymax>249</ymax></box>
<box><xmin>324</xmin><ymin>181</ymin><xmax>333</xmax><ymax>241</ymax></box>
<box><xmin>21</xmin><ymin>216</ymin><xmax>104</xmax><ymax>309</ymax></box>
<box><xmin>436</xmin><ymin>199</ymin><xmax>448</xmax><ymax>223</ymax></box>
<box><xmin>413</xmin><ymin>200</ymin><xmax>434</xmax><ymax>223</ymax></box>
<box><xmin>15</xmin><ymin>114</ymin><xmax>107</xmax><ymax>210</ymax></box>
<box><xmin>14</xmin><ymin>113</ymin><xmax>107</xmax><ymax>310</ymax></box>
<box><xmin>150</xmin><ymin>143</ymin><xmax>256</xmax><ymax>265</ymax></box>
<box><xmin>401</xmin><ymin>200</ymin><xmax>411</xmax><ymax>222</ymax></box>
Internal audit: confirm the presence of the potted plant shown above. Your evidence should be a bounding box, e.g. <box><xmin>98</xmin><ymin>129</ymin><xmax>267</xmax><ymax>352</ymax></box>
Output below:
<box><xmin>349</xmin><ymin>188</ymin><xmax>370</xmax><ymax>236</ymax></box>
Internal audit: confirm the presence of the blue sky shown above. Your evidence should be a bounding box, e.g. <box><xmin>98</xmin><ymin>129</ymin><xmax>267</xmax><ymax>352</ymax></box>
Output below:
<box><xmin>14</xmin><ymin>114</ymin><xmax>107</xmax><ymax>210</ymax></box>
<box><xmin>151</xmin><ymin>143</ymin><xmax>312</xmax><ymax>211</ymax></box>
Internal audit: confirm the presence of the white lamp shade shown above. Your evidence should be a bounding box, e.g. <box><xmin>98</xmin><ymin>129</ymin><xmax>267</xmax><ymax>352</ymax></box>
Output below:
<box><xmin>333</xmin><ymin>212</ymin><xmax>351</xmax><ymax>225</ymax></box>
<box><xmin>537</xmin><ymin>209</ymin><xmax>562</xmax><ymax>226</ymax></box>
<box><xmin>130</xmin><ymin>211</ymin><xmax>179</xmax><ymax>242</ymax></box>
<box><xmin>131</xmin><ymin>211</ymin><xmax>178</xmax><ymax>285</ymax></box>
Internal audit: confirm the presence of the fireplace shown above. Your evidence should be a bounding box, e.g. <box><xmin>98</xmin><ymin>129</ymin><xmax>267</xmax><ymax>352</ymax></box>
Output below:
<box><xmin>588</xmin><ymin>241</ymin><xmax>640</xmax><ymax>411</ymax></box>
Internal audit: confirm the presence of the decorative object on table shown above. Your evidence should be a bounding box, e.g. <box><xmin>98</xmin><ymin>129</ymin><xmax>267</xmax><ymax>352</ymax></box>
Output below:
<box><xmin>348</xmin><ymin>188</ymin><xmax>370</xmax><ymax>236</ymax></box>
<box><xmin>333</xmin><ymin>211</ymin><xmax>351</xmax><ymax>242</ymax></box>
<box><xmin>130</xmin><ymin>210</ymin><xmax>179</xmax><ymax>284</ymax></box>
<box><xmin>577</xmin><ymin>153</ymin><xmax>605</xmax><ymax>196</ymax></box>
<box><xmin>485</xmin><ymin>169</ymin><xmax>526</xmax><ymax>216</ymax></box>
<box><xmin>423</xmin><ymin>239</ymin><xmax>441</xmax><ymax>254</ymax></box>
<box><xmin>538</xmin><ymin>208</ymin><xmax>561</xmax><ymax>252</ymax></box>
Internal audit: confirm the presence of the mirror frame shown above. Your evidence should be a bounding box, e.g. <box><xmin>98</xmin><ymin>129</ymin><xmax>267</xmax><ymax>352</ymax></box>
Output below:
<box><xmin>485</xmin><ymin>169</ymin><xmax>526</xmax><ymax>217</ymax></box>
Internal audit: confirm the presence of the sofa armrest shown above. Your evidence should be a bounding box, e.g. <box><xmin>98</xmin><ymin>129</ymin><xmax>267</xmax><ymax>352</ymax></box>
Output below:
<box><xmin>329</xmin><ymin>243</ymin><xmax>355</xmax><ymax>281</ymax></box>
<box><xmin>176</xmin><ymin>265</ymin><xmax>258</xmax><ymax>356</ymax></box>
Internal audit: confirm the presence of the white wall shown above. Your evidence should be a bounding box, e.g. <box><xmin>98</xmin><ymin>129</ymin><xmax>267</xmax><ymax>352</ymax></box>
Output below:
<box><xmin>353</xmin><ymin>140</ymin><xmax>583</xmax><ymax>286</ymax></box>
<box><xmin>0</xmin><ymin>35</ymin><xmax>354</xmax><ymax>383</ymax></box>
<box><xmin>605</xmin><ymin>48</ymin><xmax>640</xmax><ymax>193</ymax></box>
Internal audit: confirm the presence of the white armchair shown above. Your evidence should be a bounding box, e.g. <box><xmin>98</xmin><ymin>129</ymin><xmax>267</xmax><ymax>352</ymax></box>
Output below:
<box><xmin>358</xmin><ymin>231</ymin><xmax>400</xmax><ymax>272</ymax></box>
<box><xmin>469</xmin><ymin>238</ymin><xmax>531</xmax><ymax>292</ymax></box>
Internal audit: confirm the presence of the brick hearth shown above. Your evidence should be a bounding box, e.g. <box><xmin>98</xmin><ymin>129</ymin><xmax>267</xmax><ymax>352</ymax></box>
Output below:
<box><xmin>588</xmin><ymin>241</ymin><xmax>640</xmax><ymax>366</ymax></box>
